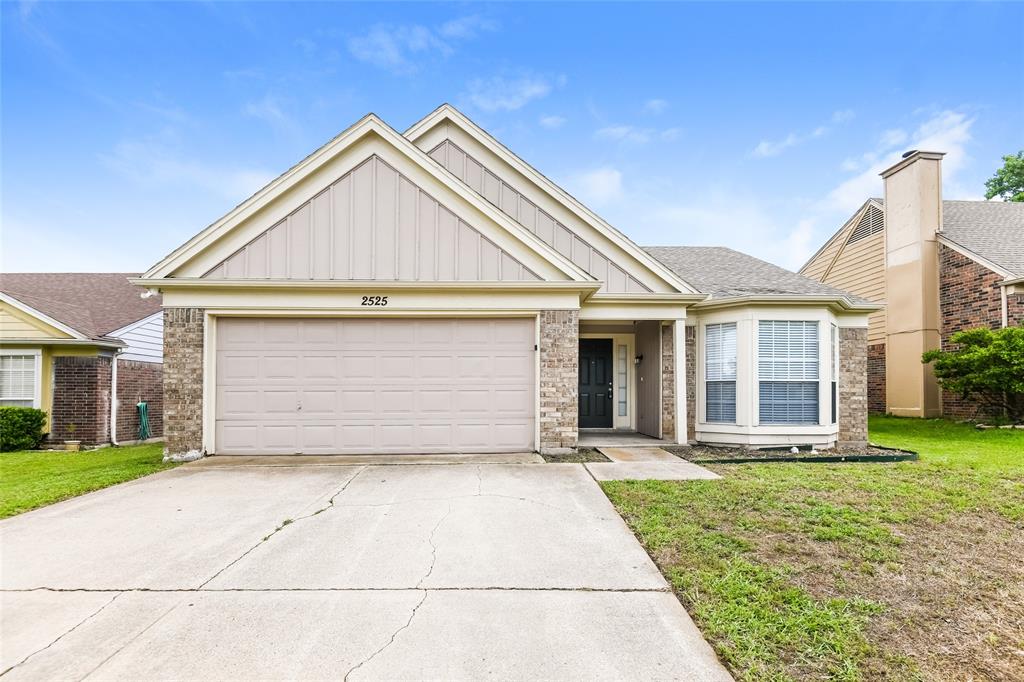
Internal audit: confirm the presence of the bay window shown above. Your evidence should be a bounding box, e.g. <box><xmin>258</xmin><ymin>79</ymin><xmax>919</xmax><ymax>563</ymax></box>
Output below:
<box><xmin>705</xmin><ymin>322</ymin><xmax>737</xmax><ymax>423</ymax></box>
<box><xmin>758</xmin><ymin>321</ymin><xmax>819</xmax><ymax>424</ymax></box>
<box><xmin>0</xmin><ymin>352</ymin><xmax>40</xmax><ymax>408</ymax></box>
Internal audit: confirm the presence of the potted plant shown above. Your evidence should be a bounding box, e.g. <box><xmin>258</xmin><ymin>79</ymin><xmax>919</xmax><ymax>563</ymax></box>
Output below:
<box><xmin>64</xmin><ymin>423</ymin><xmax>81</xmax><ymax>452</ymax></box>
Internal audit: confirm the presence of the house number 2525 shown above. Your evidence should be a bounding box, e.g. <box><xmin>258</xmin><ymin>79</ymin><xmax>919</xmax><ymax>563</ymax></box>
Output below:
<box><xmin>360</xmin><ymin>295</ymin><xmax>388</xmax><ymax>307</ymax></box>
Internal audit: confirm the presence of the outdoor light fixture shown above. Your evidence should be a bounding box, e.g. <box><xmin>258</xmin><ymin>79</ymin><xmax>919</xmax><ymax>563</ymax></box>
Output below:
<box><xmin>634</xmin><ymin>354</ymin><xmax>643</xmax><ymax>365</ymax></box>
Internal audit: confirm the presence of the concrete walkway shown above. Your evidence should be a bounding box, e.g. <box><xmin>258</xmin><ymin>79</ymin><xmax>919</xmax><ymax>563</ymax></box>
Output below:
<box><xmin>587</xmin><ymin>447</ymin><xmax>722</xmax><ymax>481</ymax></box>
<box><xmin>1</xmin><ymin>463</ymin><xmax>731</xmax><ymax>681</ymax></box>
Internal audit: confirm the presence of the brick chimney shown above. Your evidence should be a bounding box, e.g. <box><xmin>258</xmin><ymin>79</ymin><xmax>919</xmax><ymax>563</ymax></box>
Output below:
<box><xmin>881</xmin><ymin>150</ymin><xmax>944</xmax><ymax>417</ymax></box>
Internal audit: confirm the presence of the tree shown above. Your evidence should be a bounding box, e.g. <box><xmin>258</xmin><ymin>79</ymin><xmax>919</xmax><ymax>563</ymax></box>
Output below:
<box><xmin>984</xmin><ymin>151</ymin><xmax>1024</xmax><ymax>202</ymax></box>
<box><xmin>922</xmin><ymin>326</ymin><xmax>1024</xmax><ymax>421</ymax></box>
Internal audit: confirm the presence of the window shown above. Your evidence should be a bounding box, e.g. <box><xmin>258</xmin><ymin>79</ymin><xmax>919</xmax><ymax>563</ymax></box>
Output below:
<box><xmin>831</xmin><ymin>324</ymin><xmax>838</xmax><ymax>425</ymax></box>
<box><xmin>616</xmin><ymin>344</ymin><xmax>628</xmax><ymax>417</ymax></box>
<box><xmin>0</xmin><ymin>353</ymin><xmax>39</xmax><ymax>408</ymax></box>
<box><xmin>705</xmin><ymin>323</ymin><xmax>736</xmax><ymax>423</ymax></box>
<box><xmin>758</xmin><ymin>321</ymin><xmax>819</xmax><ymax>424</ymax></box>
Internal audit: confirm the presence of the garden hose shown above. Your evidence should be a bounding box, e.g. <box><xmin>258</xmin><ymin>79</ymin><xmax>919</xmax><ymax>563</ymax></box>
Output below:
<box><xmin>137</xmin><ymin>401</ymin><xmax>151</xmax><ymax>440</ymax></box>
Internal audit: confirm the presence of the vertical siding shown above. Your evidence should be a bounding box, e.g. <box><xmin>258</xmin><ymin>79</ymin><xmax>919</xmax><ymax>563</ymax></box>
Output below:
<box><xmin>429</xmin><ymin>139</ymin><xmax>650</xmax><ymax>294</ymax></box>
<box><xmin>204</xmin><ymin>156</ymin><xmax>540</xmax><ymax>282</ymax></box>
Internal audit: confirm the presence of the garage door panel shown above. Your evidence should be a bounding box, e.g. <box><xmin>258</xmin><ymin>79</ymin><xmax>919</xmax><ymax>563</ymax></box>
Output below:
<box><xmin>215</xmin><ymin>318</ymin><xmax>535</xmax><ymax>455</ymax></box>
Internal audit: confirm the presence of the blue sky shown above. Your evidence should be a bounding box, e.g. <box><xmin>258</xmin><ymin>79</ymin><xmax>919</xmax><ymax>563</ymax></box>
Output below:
<box><xmin>3</xmin><ymin>1</ymin><xmax>1022</xmax><ymax>273</ymax></box>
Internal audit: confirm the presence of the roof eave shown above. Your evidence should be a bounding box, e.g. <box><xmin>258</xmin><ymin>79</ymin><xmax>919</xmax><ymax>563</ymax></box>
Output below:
<box><xmin>691</xmin><ymin>294</ymin><xmax>882</xmax><ymax>313</ymax></box>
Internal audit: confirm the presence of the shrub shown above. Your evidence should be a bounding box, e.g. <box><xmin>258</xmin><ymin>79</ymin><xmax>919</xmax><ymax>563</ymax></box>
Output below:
<box><xmin>923</xmin><ymin>325</ymin><xmax>1024</xmax><ymax>422</ymax></box>
<box><xmin>0</xmin><ymin>407</ymin><xmax>49</xmax><ymax>452</ymax></box>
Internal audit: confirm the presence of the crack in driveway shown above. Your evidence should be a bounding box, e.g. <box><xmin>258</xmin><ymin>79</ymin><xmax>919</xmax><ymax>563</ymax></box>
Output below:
<box><xmin>197</xmin><ymin>467</ymin><xmax>367</xmax><ymax>589</ymax></box>
<box><xmin>0</xmin><ymin>592</ymin><xmax>123</xmax><ymax>678</ymax></box>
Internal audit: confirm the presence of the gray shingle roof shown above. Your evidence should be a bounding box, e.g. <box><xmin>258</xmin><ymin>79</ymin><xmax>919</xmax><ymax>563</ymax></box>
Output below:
<box><xmin>644</xmin><ymin>246</ymin><xmax>875</xmax><ymax>305</ymax></box>
<box><xmin>0</xmin><ymin>273</ymin><xmax>161</xmax><ymax>340</ymax></box>
<box><xmin>939</xmin><ymin>200</ymin><xmax>1024</xmax><ymax>277</ymax></box>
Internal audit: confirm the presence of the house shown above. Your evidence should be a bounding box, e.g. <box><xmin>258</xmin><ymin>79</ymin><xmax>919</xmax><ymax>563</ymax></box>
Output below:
<box><xmin>136</xmin><ymin>105</ymin><xmax>878</xmax><ymax>459</ymax></box>
<box><xmin>0</xmin><ymin>273</ymin><xmax>164</xmax><ymax>445</ymax></box>
<box><xmin>800</xmin><ymin>150</ymin><xmax>1024</xmax><ymax>420</ymax></box>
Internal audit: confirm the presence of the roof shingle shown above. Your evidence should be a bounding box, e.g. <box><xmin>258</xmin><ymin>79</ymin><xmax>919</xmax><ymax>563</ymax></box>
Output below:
<box><xmin>0</xmin><ymin>273</ymin><xmax>161</xmax><ymax>340</ymax></box>
<box><xmin>939</xmin><ymin>200</ymin><xmax>1024</xmax><ymax>277</ymax></box>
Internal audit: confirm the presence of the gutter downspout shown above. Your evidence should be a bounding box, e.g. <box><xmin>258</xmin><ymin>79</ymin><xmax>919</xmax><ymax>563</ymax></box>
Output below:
<box><xmin>110</xmin><ymin>351</ymin><xmax>120</xmax><ymax>446</ymax></box>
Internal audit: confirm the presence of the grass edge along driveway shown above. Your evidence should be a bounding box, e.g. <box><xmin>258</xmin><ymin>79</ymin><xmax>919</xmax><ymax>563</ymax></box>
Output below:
<box><xmin>603</xmin><ymin>416</ymin><xmax>1024</xmax><ymax>681</ymax></box>
<box><xmin>1</xmin><ymin>443</ymin><xmax>175</xmax><ymax>519</ymax></box>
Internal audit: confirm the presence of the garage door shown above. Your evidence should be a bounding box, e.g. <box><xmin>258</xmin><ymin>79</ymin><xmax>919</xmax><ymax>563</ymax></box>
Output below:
<box><xmin>215</xmin><ymin>318</ymin><xmax>535</xmax><ymax>455</ymax></box>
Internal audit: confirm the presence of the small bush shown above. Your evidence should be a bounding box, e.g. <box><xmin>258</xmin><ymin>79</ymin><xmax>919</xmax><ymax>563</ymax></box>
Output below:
<box><xmin>0</xmin><ymin>407</ymin><xmax>48</xmax><ymax>452</ymax></box>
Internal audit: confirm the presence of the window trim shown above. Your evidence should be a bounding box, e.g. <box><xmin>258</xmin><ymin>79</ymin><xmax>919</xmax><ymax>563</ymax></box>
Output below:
<box><xmin>0</xmin><ymin>348</ymin><xmax>42</xmax><ymax>409</ymax></box>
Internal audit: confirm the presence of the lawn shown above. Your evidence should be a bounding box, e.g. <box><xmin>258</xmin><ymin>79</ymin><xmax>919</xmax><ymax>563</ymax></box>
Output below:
<box><xmin>0</xmin><ymin>443</ymin><xmax>176</xmax><ymax>519</ymax></box>
<box><xmin>603</xmin><ymin>416</ymin><xmax>1024</xmax><ymax>681</ymax></box>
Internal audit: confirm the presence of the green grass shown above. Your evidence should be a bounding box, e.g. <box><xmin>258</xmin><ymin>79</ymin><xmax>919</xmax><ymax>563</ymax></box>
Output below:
<box><xmin>0</xmin><ymin>443</ymin><xmax>177</xmax><ymax>518</ymax></box>
<box><xmin>603</xmin><ymin>416</ymin><xmax>1024</xmax><ymax>681</ymax></box>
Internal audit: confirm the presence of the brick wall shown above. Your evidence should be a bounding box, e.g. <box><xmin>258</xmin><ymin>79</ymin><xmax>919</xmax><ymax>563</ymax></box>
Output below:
<box><xmin>49</xmin><ymin>355</ymin><xmax>112</xmax><ymax>445</ymax></box>
<box><xmin>938</xmin><ymin>244</ymin><xmax>1007</xmax><ymax>420</ymax></box>
<box><xmin>867</xmin><ymin>343</ymin><xmax>886</xmax><ymax>414</ymax></box>
<box><xmin>661</xmin><ymin>323</ymin><xmax>675</xmax><ymax>441</ymax></box>
<box><xmin>838</xmin><ymin>327</ymin><xmax>868</xmax><ymax>449</ymax></box>
<box><xmin>115</xmin><ymin>360</ymin><xmax>163</xmax><ymax>442</ymax></box>
<box><xmin>685</xmin><ymin>325</ymin><xmax>696</xmax><ymax>441</ymax></box>
<box><xmin>164</xmin><ymin>308</ymin><xmax>205</xmax><ymax>458</ymax></box>
<box><xmin>539</xmin><ymin>309</ymin><xmax>578</xmax><ymax>453</ymax></box>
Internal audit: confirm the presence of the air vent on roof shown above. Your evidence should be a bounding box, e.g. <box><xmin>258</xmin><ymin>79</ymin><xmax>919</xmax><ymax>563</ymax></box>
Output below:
<box><xmin>849</xmin><ymin>204</ymin><xmax>884</xmax><ymax>244</ymax></box>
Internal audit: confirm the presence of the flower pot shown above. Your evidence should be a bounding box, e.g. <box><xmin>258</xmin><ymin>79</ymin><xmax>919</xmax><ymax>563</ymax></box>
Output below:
<box><xmin>64</xmin><ymin>440</ymin><xmax>81</xmax><ymax>452</ymax></box>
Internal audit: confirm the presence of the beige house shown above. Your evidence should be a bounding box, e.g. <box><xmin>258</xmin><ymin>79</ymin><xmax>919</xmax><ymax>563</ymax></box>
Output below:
<box><xmin>137</xmin><ymin>105</ymin><xmax>877</xmax><ymax>459</ymax></box>
<box><xmin>801</xmin><ymin>150</ymin><xmax>1024</xmax><ymax>420</ymax></box>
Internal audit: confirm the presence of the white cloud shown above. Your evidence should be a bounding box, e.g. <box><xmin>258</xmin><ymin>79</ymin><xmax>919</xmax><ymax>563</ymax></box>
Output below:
<box><xmin>752</xmin><ymin>110</ymin><xmax>856</xmax><ymax>158</ymax></box>
<box><xmin>539</xmin><ymin>115</ymin><xmax>566</xmax><ymax>129</ymax></box>
<box><xmin>99</xmin><ymin>131</ymin><xmax>274</xmax><ymax>202</ymax></box>
<box><xmin>596</xmin><ymin>125</ymin><xmax>652</xmax><ymax>144</ymax></box>
<box><xmin>566</xmin><ymin>167</ymin><xmax>623</xmax><ymax>207</ymax></box>
<box><xmin>660</xmin><ymin>127</ymin><xmax>682</xmax><ymax>141</ymax></box>
<box><xmin>824</xmin><ymin>109</ymin><xmax>974</xmax><ymax>213</ymax></box>
<box><xmin>438</xmin><ymin>15</ymin><xmax>497</xmax><ymax>40</ymax></box>
<box><xmin>643</xmin><ymin>98</ymin><xmax>669</xmax><ymax>115</ymax></box>
<box><xmin>347</xmin><ymin>16</ymin><xmax>495</xmax><ymax>74</ymax></box>
<box><xmin>462</xmin><ymin>74</ymin><xmax>562</xmax><ymax>112</ymax></box>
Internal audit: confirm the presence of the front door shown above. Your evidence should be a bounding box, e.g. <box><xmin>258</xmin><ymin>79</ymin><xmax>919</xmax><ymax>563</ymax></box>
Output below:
<box><xmin>579</xmin><ymin>339</ymin><xmax>613</xmax><ymax>428</ymax></box>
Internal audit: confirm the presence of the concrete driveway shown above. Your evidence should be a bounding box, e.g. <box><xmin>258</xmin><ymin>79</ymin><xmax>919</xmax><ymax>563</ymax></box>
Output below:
<box><xmin>1</xmin><ymin>462</ymin><xmax>731</xmax><ymax>681</ymax></box>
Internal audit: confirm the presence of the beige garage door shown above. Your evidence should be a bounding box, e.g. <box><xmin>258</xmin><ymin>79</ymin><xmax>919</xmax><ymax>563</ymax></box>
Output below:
<box><xmin>215</xmin><ymin>317</ymin><xmax>535</xmax><ymax>455</ymax></box>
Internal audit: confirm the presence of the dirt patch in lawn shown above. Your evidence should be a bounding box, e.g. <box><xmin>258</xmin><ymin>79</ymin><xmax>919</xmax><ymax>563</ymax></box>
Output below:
<box><xmin>541</xmin><ymin>447</ymin><xmax>610</xmax><ymax>463</ymax></box>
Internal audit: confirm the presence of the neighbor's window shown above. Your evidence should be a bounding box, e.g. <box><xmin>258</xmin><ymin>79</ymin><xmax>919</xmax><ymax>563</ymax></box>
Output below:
<box><xmin>0</xmin><ymin>354</ymin><xmax>38</xmax><ymax>408</ymax></box>
<box><xmin>758</xmin><ymin>321</ymin><xmax>819</xmax><ymax>424</ymax></box>
<box><xmin>705</xmin><ymin>322</ymin><xmax>737</xmax><ymax>423</ymax></box>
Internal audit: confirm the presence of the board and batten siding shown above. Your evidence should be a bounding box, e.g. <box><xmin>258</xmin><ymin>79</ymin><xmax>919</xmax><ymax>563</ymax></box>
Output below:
<box><xmin>204</xmin><ymin>155</ymin><xmax>540</xmax><ymax>283</ymax></box>
<box><xmin>110</xmin><ymin>312</ymin><xmax>164</xmax><ymax>363</ymax></box>
<box><xmin>800</xmin><ymin>203</ymin><xmax>887</xmax><ymax>345</ymax></box>
<box><xmin>428</xmin><ymin>139</ymin><xmax>649</xmax><ymax>295</ymax></box>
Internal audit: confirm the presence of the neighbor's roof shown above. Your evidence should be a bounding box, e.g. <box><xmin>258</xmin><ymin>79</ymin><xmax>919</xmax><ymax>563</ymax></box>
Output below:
<box><xmin>644</xmin><ymin>246</ymin><xmax>875</xmax><ymax>305</ymax></box>
<box><xmin>0</xmin><ymin>273</ymin><xmax>161</xmax><ymax>340</ymax></box>
<box><xmin>939</xmin><ymin>200</ymin><xmax>1024</xmax><ymax>277</ymax></box>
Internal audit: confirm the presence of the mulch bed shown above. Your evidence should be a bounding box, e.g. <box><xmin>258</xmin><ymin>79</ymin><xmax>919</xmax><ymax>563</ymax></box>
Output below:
<box><xmin>666</xmin><ymin>444</ymin><xmax>917</xmax><ymax>464</ymax></box>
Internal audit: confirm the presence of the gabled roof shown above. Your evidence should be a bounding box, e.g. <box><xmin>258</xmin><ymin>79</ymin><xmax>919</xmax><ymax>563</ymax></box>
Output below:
<box><xmin>404</xmin><ymin>104</ymin><xmax>699</xmax><ymax>295</ymax></box>
<box><xmin>645</xmin><ymin>246</ymin><xmax>878</xmax><ymax>310</ymax></box>
<box><xmin>0</xmin><ymin>273</ymin><xmax>161</xmax><ymax>340</ymax></box>
<box><xmin>798</xmin><ymin>198</ymin><xmax>883</xmax><ymax>274</ymax></box>
<box><xmin>939</xmin><ymin>200</ymin><xmax>1024</xmax><ymax>277</ymax></box>
<box><xmin>141</xmin><ymin>113</ymin><xmax>591</xmax><ymax>285</ymax></box>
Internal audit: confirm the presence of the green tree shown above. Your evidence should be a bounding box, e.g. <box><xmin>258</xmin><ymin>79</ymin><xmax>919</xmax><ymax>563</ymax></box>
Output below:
<box><xmin>984</xmin><ymin>151</ymin><xmax>1024</xmax><ymax>202</ymax></box>
<box><xmin>923</xmin><ymin>326</ymin><xmax>1024</xmax><ymax>421</ymax></box>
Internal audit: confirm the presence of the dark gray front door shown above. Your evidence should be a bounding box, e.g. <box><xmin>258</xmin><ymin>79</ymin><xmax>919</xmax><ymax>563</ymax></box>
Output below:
<box><xmin>579</xmin><ymin>339</ymin><xmax>613</xmax><ymax>428</ymax></box>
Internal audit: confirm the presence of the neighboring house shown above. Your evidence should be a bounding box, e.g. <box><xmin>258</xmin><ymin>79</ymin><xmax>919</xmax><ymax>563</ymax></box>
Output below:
<box><xmin>136</xmin><ymin>104</ymin><xmax>878</xmax><ymax>459</ymax></box>
<box><xmin>0</xmin><ymin>273</ymin><xmax>164</xmax><ymax>445</ymax></box>
<box><xmin>801</xmin><ymin>150</ymin><xmax>1024</xmax><ymax>420</ymax></box>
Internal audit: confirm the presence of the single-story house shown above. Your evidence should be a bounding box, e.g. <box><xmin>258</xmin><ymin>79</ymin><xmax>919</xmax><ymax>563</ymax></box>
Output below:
<box><xmin>800</xmin><ymin>150</ymin><xmax>1024</xmax><ymax>419</ymax></box>
<box><xmin>136</xmin><ymin>104</ymin><xmax>878</xmax><ymax>459</ymax></box>
<box><xmin>0</xmin><ymin>273</ymin><xmax>164</xmax><ymax>445</ymax></box>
